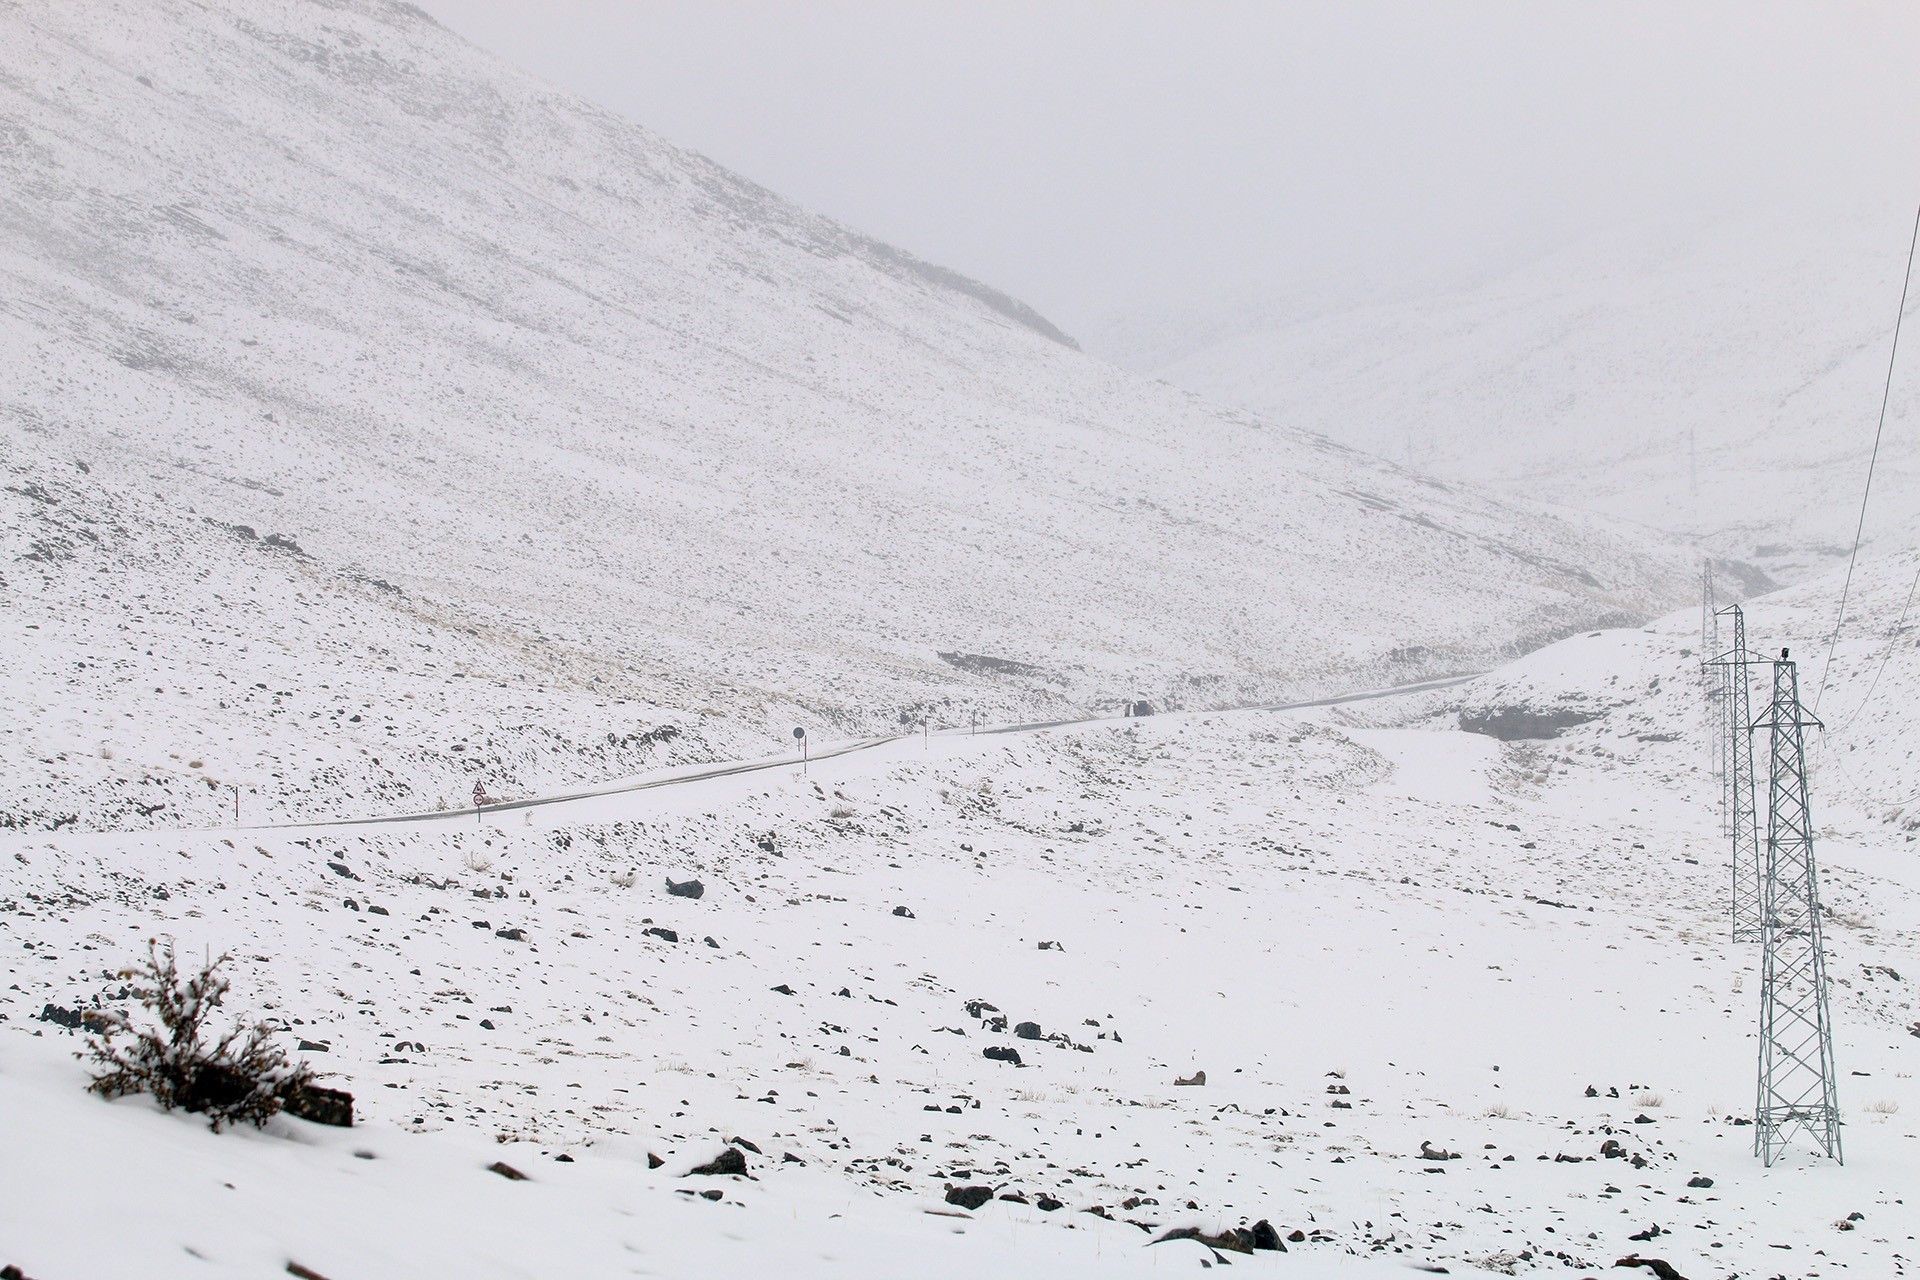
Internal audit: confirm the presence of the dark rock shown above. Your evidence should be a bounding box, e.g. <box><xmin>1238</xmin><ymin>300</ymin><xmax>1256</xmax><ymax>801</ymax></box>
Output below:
<box><xmin>367</xmin><ymin>905</ymin><xmax>388</xmax><ymax>916</ymax></box>
<box><xmin>1250</xmin><ymin>1220</ymin><xmax>1283</xmax><ymax>1250</ymax></box>
<box><xmin>945</xmin><ymin>1185</ymin><xmax>995</xmax><ymax>1210</ymax></box>
<box><xmin>1288</xmin><ymin>1229</ymin><xmax>1307</xmax><ymax>1243</ymax></box>
<box><xmin>1614</xmin><ymin>1257</ymin><xmax>1689</xmax><ymax>1280</ymax></box>
<box><xmin>479</xmin><ymin>1019</ymin><xmax>495</xmax><ymax>1030</ymax></box>
<box><xmin>704</xmin><ymin>936</ymin><xmax>719</xmax><ymax>948</ymax></box>
<box><xmin>2</xmin><ymin>1264</ymin><xmax>37</xmax><ymax>1280</ymax></box>
<box><xmin>1633</xmin><ymin>1113</ymin><xmax>1655</xmax><ymax>1124</ymax></box>
<box><xmin>1628</xmin><ymin>1224</ymin><xmax>1663</xmax><ymax>1242</ymax></box>
<box><xmin>983</xmin><ymin>1045</ymin><xmax>1022</xmax><ymax>1065</ymax></box>
<box><xmin>488</xmin><ymin>1161</ymin><xmax>529</xmax><ymax>1181</ymax></box>
<box><xmin>343</xmin><ymin>899</ymin><xmax>360</xmax><ymax>911</ymax></box>
<box><xmin>689</xmin><ymin>1147</ymin><xmax>748</xmax><ymax>1177</ymax></box>
<box><xmin>666</xmin><ymin>877</ymin><xmax>705</xmax><ymax>899</ymax></box>
<box><xmin>731</xmin><ymin>1137</ymin><xmax>763</xmax><ymax>1154</ymax></box>
<box><xmin>1037</xmin><ymin>940</ymin><xmax>1062</xmax><ymax>950</ymax></box>
<box><xmin>554</xmin><ymin>1153</ymin><xmax>573</xmax><ymax>1163</ymax></box>
<box><xmin>963</xmin><ymin>999</ymin><xmax>999</xmax><ymax>1018</ymax></box>
<box><xmin>495</xmin><ymin>927</ymin><xmax>527</xmax><ymax>941</ymax></box>
<box><xmin>892</xmin><ymin>906</ymin><xmax>915</xmax><ymax>918</ymax></box>
<box><xmin>647</xmin><ymin>1153</ymin><xmax>665</xmax><ymax>1169</ymax></box>
<box><xmin>1014</xmin><ymin>1021</ymin><xmax>1043</xmax><ymax>1040</ymax></box>
<box><xmin>1601</xmin><ymin>1139</ymin><xmax>1625</xmax><ymax>1158</ymax></box>
<box><xmin>286</xmin><ymin>1264</ymin><xmax>331</xmax><ymax>1280</ymax></box>
<box><xmin>771</xmin><ymin>984</ymin><xmax>795</xmax><ymax>996</ymax></box>
<box><xmin>1686</xmin><ymin>1175</ymin><xmax>1713</xmax><ymax>1188</ymax></box>
<box><xmin>1586</xmin><ymin>1085</ymin><xmax>1599</xmax><ymax>1097</ymax></box>
<box><xmin>326</xmin><ymin>861</ymin><xmax>360</xmax><ymax>880</ymax></box>
<box><xmin>782</xmin><ymin>1152</ymin><xmax>806</xmax><ymax>1165</ymax></box>
<box><xmin>643</xmin><ymin>927</ymin><xmax>679</xmax><ymax>943</ymax></box>
<box><xmin>1152</xmin><ymin>1226</ymin><xmax>1254</xmax><ymax>1255</ymax></box>
<box><xmin>296</xmin><ymin>1039</ymin><xmax>330</xmax><ymax>1052</ymax></box>
<box><xmin>283</xmin><ymin>1083</ymin><xmax>354</xmax><ymax>1128</ymax></box>
<box><xmin>1036</xmin><ymin>1196</ymin><xmax>1064</xmax><ymax>1211</ymax></box>
<box><xmin>700</xmin><ymin>1188</ymin><xmax>724</xmax><ymax>1201</ymax></box>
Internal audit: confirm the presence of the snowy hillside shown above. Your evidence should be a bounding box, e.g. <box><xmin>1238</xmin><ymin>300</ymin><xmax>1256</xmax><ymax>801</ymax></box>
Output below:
<box><xmin>4</xmin><ymin>552</ymin><xmax>1918</xmax><ymax>1278</ymax></box>
<box><xmin>0</xmin><ymin>0</ymin><xmax>1692</xmax><ymax>831</ymax></box>
<box><xmin>1162</xmin><ymin>208</ymin><xmax>1920</xmax><ymax>579</ymax></box>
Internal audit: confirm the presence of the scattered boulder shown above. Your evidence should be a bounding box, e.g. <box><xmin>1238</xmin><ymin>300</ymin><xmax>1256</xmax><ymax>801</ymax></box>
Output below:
<box><xmin>283</xmin><ymin>1083</ymin><xmax>354</xmax><ymax>1128</ymax></box>
<box><xmin>963</xmin><ymin>999</ymin><xmax>999</xmax><ymax>1018</ymax></box>
<box><xmin>647</xmin><ymin>1153</ymin><xmax>665</xmax><ymax>1169</ymax></box>
<box><xmin>488</xmin><ymin>1161</ymin><xmax>528</xmax><ymax>1181</ymax></box>
<box><xmin>666</xmin><ymin>877</ymin><xmax>705</xmax><ymax>899</ymax></box>
<box><xmin>1153</xmin><ymin>1226</ymin><xmax>1254</xmax><ymax>1255</ymax></box>
<box><xmin>892</xmin><ymin>906</ymin><xmax>915</xmax><ymax>918</ymax></box>
<box><xmin>494</xmin><ymin>927</ymin><xmax>527</xmax><ymax>942</ymax></box>
<box><xmin>1250</xmin><ymin>1220</ymin><xmax>1284</xmax><ymax>1251</ymax></box>
<box><xmin>1014</xmin><ymin>1021</ymin><xmax>1043</xmax><ymax>1040</ymax></box>
<box><xmin>1035</xmin><ymin>1196</ymin><xmax>1064</xmax><ymax>1212</ymax></box>
<box><xmin>983</xmin><ymin>1046</ymin><xmax>1022</xmax><ymax>1066</ymax></box>
<box><xmin>688</xmin><ymin>1147</ymin><xmax>749</xmax><ymax>1177</ymax></box>
<box><xmin>771</xmin><ymin>984</ymin><xmax>796</xmax><ymax>996</ymax></box>
<box><xmin>643</xmin><ymin>927</ymin><xmax>679</xmax><ymax>943</ymax></box>
<box><xmin>1175</xmin><ymin>1070</ymin><xmax>1206</xmax><ymax>1087</ymax></box>
<box><xmin>945</xmin><ymin>1185</ymin><xmax>995</xmax><ymax>1210</ymax></box>
<box><xmin>1614</xmin><ymin>1257</ymin><xmax>1689</xmax><ymax>1280</ymax></box>
<box><xmin>1687</xmin><ymin>1175</ymin><xmax>1713</xmax><ymax>1188</ymax></box>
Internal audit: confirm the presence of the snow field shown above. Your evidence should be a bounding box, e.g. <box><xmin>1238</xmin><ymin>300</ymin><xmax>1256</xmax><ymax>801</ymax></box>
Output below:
<box><xmin>5</xmin><ymin>624</ymin><xmax>1918</xmax><ymax>1277</ymax></box>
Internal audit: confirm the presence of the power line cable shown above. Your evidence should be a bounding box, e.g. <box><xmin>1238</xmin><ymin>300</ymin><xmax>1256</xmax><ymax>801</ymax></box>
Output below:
<box><xmin>1831</xmin><ymin>559</ymin><xmax>1920</xmax><ymax>737</ymax></box>
<box><xmin>1813</xmin><ymin>200</ymin><xmax>1920</xmax><ymax>712</ymax></box>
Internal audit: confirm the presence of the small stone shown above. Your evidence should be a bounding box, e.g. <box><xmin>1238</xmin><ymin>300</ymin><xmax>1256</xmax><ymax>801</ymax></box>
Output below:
<box><xmin>983</xmin><ymin>1045</ymin><xmax>1022</xmax><ymax>1066</ymax></box>
<box><xmin>700</xmin><ymin>1188</ymin><xmax>724</xmax><ymax>1201</ymax></box>
<box><xmin>495</xmin><ymin>927</ymin><xmax>527</xmax><ymax>941</ymax></box>
<box><xmin>647</xmin><ymin>1153</ymin><xmax>665</xmax><ymax>1169</ymax></box>
<box><xmin>688</xmin><ymin>1147</ymin><xmax>748</xmax><ymax>1177</ymax></box>
<box><xmin>731</xmin><ymin>1137</ymin><xmax>763</xmax><ymax>1154</ymax></box>
<box><xmin>1687</xmin><ymin>1175</ymin><xmax>1714</xmax><ymax>1189</ymax></box>
<box><xmin>771</xmin><ymin>984</ymin><xmax>795</xmax><ymax>996</ymax></box>
<box><xmin>892</xmin><ymin>906</ymin><xmax>914</xmax><ymax>918</ymax></box>
<box><xmin>666</xmin><ymin>877</ymin><xmax>705</xmax><ymax>899</ymax></box>
<box><xmin>945</xmin><ymin>1185</ymin><xmax>995</xmax><ymax>1210</ymax></box>
<box><xmin>283</xmin><ymin>1083</ymin><xmax>354</xmax><ymax>1128</ymax></box>
<box><xmin>488</xmin><ymin>1161</ymin><xmax>529</xmax><ymax>1181</ymax></box>
<box><xmin>479</xmin><ymin>1019</ymin><xmax>495</xmax><ymax>1030</ymax></box>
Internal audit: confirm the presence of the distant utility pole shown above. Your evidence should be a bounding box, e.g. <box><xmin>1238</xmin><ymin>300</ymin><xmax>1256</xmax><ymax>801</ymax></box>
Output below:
<box><xmin>1752</xmin><ymin>651</ymin><xmax>1842</xmax><ymax>1166</ymax></box>
<box><xmin>1711</xmin><ymin>605</ymin><xmax>1762</xmax><ymax>941</ymax></box>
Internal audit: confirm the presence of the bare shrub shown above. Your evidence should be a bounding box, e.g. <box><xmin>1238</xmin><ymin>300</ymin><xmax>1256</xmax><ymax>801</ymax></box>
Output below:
<box><xmin>85</xmin><ymin>940</ymin><xmax>314</xmax><ymax>1131</ymax></box>
<box><xmin>1863</xmin><ymin>1098</ymin><xmax>1900</xmax><ymax>1115</ymax></box>
<box><xmin>1632</xmin><ymin>1092</ymin><xmax>1665</xmax><ymax>1109</ymax></box>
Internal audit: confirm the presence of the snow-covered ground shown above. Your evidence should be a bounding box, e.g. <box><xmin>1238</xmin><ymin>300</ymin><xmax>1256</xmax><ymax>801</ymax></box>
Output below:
<box><xmin>4</xmin><ymin>551</ymin><xmax>1915</xmax><ymax>1279</ymax></box>
<box><xmin>0</xmin><ymin>0</ymin><xmax>1693</xmax><ymax>836</ymax></box>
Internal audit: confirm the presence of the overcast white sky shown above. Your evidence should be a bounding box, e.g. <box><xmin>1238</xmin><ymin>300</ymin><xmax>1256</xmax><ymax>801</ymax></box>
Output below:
<box><xmin>426</xmin><ymin>2</ymin><xmax>1920</xmax><ymax>357</ymax></box>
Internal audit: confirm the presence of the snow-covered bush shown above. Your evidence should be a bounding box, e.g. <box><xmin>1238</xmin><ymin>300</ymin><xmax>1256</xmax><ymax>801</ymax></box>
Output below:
<box><xmin>84</xmin><ymin>940</ymin><xmax>314</xmax><ymax>1131</ymax></box>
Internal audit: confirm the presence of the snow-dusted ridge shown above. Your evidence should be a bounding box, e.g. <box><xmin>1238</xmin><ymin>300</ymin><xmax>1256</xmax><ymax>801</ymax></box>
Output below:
<box><xmin>0</xmin><ymin>0</ymin><xmax>1694</xmax><ymax>831</ymax></box>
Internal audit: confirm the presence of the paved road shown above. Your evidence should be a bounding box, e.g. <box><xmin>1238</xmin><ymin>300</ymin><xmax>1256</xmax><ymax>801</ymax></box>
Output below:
<box><xmin>301</xmin><ymin>670</ymin><xmax>1479</xmax><ymax>831</ymax></box>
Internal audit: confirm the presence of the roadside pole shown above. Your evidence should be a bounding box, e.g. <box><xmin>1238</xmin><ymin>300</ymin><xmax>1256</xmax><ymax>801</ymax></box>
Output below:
<box><xmin>794</xmin><ymin>726</ymin><xmax>807</xmax><ymax>775</ymax></box>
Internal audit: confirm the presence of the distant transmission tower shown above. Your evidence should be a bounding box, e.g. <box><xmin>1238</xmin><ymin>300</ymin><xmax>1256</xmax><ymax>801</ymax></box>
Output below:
<box><xmin>1700</xmin><ymin>565</ymin><xmax>1727</xmax><ymax>833</ymax></box>
<box><xmin>1712</xmin><ymin>605</ymin><xmax>1763</xmax><ymax>941</ymax></box>
<box><xmin>1753</xmin><ymin>651</ymin><xmax>1842</xmax><ymax>1166</ymax></box>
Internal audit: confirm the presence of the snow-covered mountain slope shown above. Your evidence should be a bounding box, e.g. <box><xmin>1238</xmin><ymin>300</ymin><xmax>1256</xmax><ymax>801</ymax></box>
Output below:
<box><xmin>1162</xmin><ymin>209</ymin><xmax>1920</xmax><ymax>579</ymax></box>
<box><xmin>0</xmin><ymin>0</ymin><xmax>1692</xmax><ymax>830</ymax></box>
<box><xmin>4</xmin><ymin>562</ymin><xmax>1917</xmax><ymax>1279</ymax></box>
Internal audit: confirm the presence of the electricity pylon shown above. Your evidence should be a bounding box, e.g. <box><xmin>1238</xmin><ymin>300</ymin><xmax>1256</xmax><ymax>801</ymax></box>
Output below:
<box><xmin>1700</xmin><ymin>566</ymin><xmax>1727</xmax><ymax>833</ymax></box>
<box><xmin>1711</xmin><ymin>605</ymin><xmax>1762</xmax><ymax>941</ymax></box>
<box><xmin>1752</xmin><ymin>652</ymin><xmax>1842</xmax><ymax>1166</ymax></box>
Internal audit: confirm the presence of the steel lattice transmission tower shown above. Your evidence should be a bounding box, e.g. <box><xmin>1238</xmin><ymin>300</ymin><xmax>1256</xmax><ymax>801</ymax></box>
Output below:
<box><xmin>1753</xmin><ymin>652</ymin><xmax>1843</xmax><ymax>1166</ymax></box>
<box><xmin>1700</xmin><ymin>566</ymin><xmax>1728</xmax><ymax>833</ymax></box>
<box><xmin>1712</xmin><ymin>605</ymin><xmax>1763</xmax><ymax>941</ymax></box>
